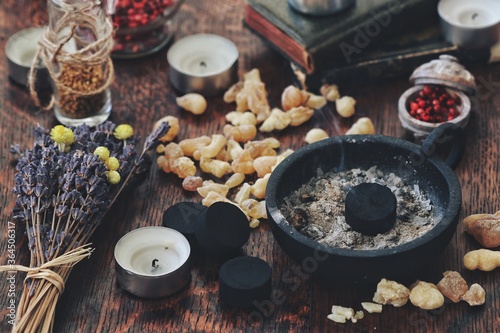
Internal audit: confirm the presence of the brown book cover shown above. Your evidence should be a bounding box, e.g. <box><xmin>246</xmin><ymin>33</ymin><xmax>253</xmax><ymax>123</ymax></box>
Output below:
<box><xmin>244</xmin><ymin>0</ymin><xmax>437</xmax><ymax>74</ymax></box>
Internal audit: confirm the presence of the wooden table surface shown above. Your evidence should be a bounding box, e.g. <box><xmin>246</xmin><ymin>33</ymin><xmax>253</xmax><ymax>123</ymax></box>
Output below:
<box><xmin>1</xmin><ymin>0</ymin><xmax>500</xmax><ymax>332</ymax></box>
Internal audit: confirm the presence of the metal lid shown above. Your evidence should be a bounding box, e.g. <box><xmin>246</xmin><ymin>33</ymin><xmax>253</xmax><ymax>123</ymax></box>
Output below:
<box><xmin>409</xmin><ymin>55</ymin><xmax>476</xmax><ymax>95</ymax></box>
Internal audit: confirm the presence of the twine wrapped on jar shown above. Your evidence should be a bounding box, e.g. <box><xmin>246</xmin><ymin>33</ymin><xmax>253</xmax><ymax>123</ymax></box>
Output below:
<box><xmin>30</xmin><ymin>0</ymin><xmax>115</xmax><ymax>127</ymax></box>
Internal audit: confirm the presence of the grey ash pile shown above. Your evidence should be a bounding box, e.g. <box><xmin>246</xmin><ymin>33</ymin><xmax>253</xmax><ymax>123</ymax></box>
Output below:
<box><xmin>280</xmin><ymin>166</ymin><xmax>435</xmax><ymax>250</ymax></box>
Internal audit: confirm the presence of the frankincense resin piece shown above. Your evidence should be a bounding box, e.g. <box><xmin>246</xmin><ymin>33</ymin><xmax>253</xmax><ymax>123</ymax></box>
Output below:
<box><xmin>409</xmin><ymin>281</ymin><xmax>444</xmax><ymax>310</ymax></box>
<box><xmin>463</xmin><ymin>211</ymin><xmax>500</xmax><ymax>248</ymax></box>
<box><xmin>461</xmin><ymin>283</ymin><xmax>486</xmax><ymax>306</ymax></box>
<box><xmin>373</xmin><ymin>278</ymin><xmax>410</xmax><ymax>307</ymax></box>
<box><xmin>437</xmin><ymin>271</ymin><xmax>468</xmax><ymax>303</ymax></box>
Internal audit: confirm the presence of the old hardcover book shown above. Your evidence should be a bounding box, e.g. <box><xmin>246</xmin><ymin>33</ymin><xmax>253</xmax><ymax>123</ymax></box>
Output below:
<box><xmin>244</xmin><ymin>0</ymin><xmax>437</xmax><ymax>74</ymax></box>
<box><xmin>297</xmin><ymin>20</ymin><xmax>500</xmax><ymax>91</ymax></box>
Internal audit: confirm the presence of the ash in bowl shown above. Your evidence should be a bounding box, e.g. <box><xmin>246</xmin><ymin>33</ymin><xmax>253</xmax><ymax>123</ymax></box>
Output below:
<box><xmin>280</xmin><ymin>166</ymin><xmax>435</xmax><ymax>250</ymax></box>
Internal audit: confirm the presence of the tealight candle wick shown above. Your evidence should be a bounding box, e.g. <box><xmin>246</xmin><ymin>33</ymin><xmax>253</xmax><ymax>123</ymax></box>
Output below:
<box><xmin>471</xmin><ymin>13</ymin><xmax>478</xmax><ymax>21</ymax></box>
<box><xmin>151</xmin><ymin>259</ymin><xmax>159</xmax><ymax>271</ymax></box>
<box><xmin>200</xmin><ymin>61</ymin><xmax>207</xmax><ymax>68</ymax></box>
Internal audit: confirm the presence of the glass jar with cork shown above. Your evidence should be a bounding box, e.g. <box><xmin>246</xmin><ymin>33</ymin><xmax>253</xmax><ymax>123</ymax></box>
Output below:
<box><xmin>34</xmin><ymin>0</ymin><xmax>115</xmax><ymax>126</ymax></box>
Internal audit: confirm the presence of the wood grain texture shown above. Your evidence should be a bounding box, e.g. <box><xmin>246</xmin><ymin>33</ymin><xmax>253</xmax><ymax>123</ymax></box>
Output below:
<box><xmin>1</xmin><ymin>0</ymin><xmax>500</xmax><ymax>332</ymax></box>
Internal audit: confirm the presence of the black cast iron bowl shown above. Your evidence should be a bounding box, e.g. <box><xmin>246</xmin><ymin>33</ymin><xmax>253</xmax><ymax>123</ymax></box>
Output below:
<box><xmin>266</xmin><ymin>123</ymin><xmax>465</xmax><ymax>285</ymax></box>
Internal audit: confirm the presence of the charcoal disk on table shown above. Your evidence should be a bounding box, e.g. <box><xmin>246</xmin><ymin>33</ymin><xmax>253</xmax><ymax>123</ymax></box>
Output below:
<box><xmin>194</xmin><ymin>201</ymin><xmax>250</xmax><ymax>256</ymax></box>
<box><xmin>163</xmin><ymin>202</ymin><xmax>207</xmax><ymax>241</ymax></box>
<box><xmin>219</xmin><ymin>256</ymin><xmax>272</xmax><ymax>308</ymax></box>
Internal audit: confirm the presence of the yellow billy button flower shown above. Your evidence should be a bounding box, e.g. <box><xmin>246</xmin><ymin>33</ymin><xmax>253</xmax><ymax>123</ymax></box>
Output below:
<box><xmin>114</xmin><ymin>124</ymin><xmax>134</xmax><ymax>140</ymax></box>
<box><xmin>105</xmin><ymin>156</ymin><xmax>120</xmax><ymax>171</ymax></box>
<box><xmin>106</xmin><ymin>170</ymin><xmax>121</xmax><ymax>184</ymax></box>
<box><xmin>94</xmin><ymin>146</ymin><xmax>110</xmax><ymax>161</ymax></box>
<box><xmin>62</xmin><ymin>127</ymin><xmax>75</xmax><ymax>145</ymax></box>
<box><xmin>50</xmin><ymin>125</ymin><xmax>75</xmax><ymax>151</ymax></box>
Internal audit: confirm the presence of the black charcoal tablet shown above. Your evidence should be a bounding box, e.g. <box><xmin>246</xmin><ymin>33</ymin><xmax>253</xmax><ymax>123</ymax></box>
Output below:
<box><xmin>162</xmin><ymin>202</ymin><xmax>207</xmax><ymax>239</ymax></box>
<box><xmin>345</xmin><ymin>183</ymin><xmax>397</xmax><ymax>236</ymax></box>
<box><xmin>194</xmin><ymin>201</ymin><xmax>250</xmax><ymax>255</ymax></box>
<box><xmin>219</xmin><ymin>256</ymin><xmax>272</xmax><ymax>308</ymax></box>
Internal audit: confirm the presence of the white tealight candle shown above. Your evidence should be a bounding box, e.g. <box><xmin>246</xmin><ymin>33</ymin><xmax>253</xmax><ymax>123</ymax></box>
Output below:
<box><xmin>457</xmin><ymin>8</ymin><xmax>495</xmax><ymax>27</ymax></box>
<box><xmin>167</xmin><ymin>34</ymin><xmax>239</xmax><ymax>96</ymax></box>
<box><xmin>6</xmin><ymin>28</ymin><xmax>44</xmax><ymax>68</ymax></box>
<box><xmin>440</xmin><ymin>1</ymin><xmax>499</xmax><ymax>28</ymax></box>
<box><xmin>114</xmin><ymin>227</ymin><xmax>191</xmax><ymax>298</ymax></box>
<box><xmin>5</xmin><ymin>27</ymin><xmax>49</xmax><ymax>88</ymax></box>
<box><xmin>438</xmin><ymin>0</ymin><xmax>500</xmax><ymax>49</ymax></box>
<box><xmin>128</xmin><ymin>242</ymin><xmax>181</xmax><ymax>276</ymax></box>
<box><xmin>176</xmin><ymin>48</ymin><xmax>234</xmax><ymax>77</ymax></box>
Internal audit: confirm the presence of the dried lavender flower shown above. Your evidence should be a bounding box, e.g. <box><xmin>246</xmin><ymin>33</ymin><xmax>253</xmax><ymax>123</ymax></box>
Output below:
<box><xmin>10</xmin><ymin>144</ymin><xmax>23</xmax><ymax>156</ymax></box>
<box><xmin>11</xmin><ymin>121</ymin><xmax>160</xmax><ymax>269</ymax></box>
<box><xmin>96</xmin><ymin>121</ymin><xmax>116</xmax><ymax>136</ymax></box>
<box><xmin>144</xmin><ymin>121</ymin><xmax>170</xmax><ymax>151</ymax></box>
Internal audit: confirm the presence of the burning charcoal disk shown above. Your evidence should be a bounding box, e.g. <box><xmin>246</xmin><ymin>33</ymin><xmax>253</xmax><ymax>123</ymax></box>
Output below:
<box><xmin>345</xmin><ymin>183</ymin><xmax>397</xmax><ymax>236</ymax></box>
<box><xmin>219</xmin><ymin>256</ymin><xmax>272</xmax><ymax>308</ymax></box>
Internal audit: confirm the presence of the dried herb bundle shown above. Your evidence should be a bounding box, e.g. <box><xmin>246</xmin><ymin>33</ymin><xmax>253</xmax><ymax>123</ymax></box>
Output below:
<box><xmin>4</xmin><ymin>121</ymin><xmax>168</xmax><ymax>333</ymax></box>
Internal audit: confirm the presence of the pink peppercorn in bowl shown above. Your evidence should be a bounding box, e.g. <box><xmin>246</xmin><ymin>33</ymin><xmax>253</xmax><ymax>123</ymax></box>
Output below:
<box><xmin>398</xmin><ymin>55</ymin><xmax>476</xmax><ymax>141</ymax></box>
<box><xmin>399</xmin><ymin>85</ymin><xmax>471</xmax><ymax>141</ymax></box>
<box><xmin>111</xmin><ymin>0</ymin><xmax>185</xmax><ymax>58</ymax></box>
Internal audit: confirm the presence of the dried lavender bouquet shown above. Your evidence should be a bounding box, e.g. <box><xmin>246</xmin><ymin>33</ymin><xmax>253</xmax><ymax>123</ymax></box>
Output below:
<box><xmin>3</xmin><ymin>121</ymin><xmax>168</xmax><ymax>333</ymax></box>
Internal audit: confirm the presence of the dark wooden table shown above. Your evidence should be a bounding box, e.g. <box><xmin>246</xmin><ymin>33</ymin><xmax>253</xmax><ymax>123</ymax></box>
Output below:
<box><xmin>1</xmin><ymin>0</ymin><xmax>500</xmax><ymax>332</ymax></box>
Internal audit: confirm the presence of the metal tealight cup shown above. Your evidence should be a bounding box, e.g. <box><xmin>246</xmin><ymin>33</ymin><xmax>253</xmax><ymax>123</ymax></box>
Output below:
<box><xmin>438</xmin><ymin>0</ymin><xmax>500</xmax><ymax>49</ymax></box>
<box><xmin>288</xmin><ymin>0</ymin><xmax>355</xmax><ymax>16</ymax></box>
<box><xmin>167</xmin><ymin>34</ymin><xmax>239</xmax><ymax>96</ymax></box>
<box><xmin>114</xmin><ymin>227</ymin><xmax>191</xmax><ymax>298</ymax></box>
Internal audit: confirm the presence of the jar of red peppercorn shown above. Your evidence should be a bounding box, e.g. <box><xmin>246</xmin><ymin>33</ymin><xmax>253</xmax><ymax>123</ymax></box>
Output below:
<box><xmin>398</xmin><ymin>55</ymin><xmax>476</xmax><ymax>141</ymax></box>
<box><xmin>111</xmin><ymin>0</ymin><xmax>185</xmax><ymax>58</ymax></box>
